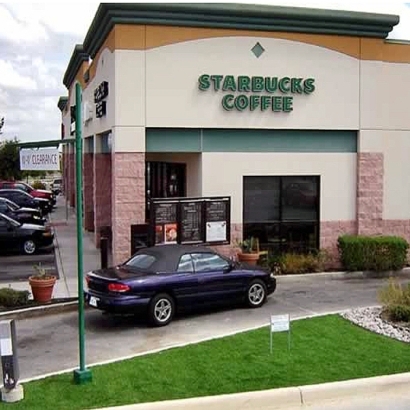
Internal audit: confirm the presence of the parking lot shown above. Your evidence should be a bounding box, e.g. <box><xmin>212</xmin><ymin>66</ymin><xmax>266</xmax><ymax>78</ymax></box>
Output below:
<box><xmin>0</xmin><ymin>249</ymin><xmax>58</xmax><ymax>282</ymax></box>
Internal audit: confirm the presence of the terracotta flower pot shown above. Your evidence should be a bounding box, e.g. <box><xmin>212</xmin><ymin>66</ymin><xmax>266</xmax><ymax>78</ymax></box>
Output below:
<box><xmin>237</xmin><ymin>252</ymin><xmax>260</xmax><ymax>265</ymax></box>
<box><xmin>29</xmin><ymin>276</ymin><xmax>57</xmax><ymax>303</ymax></box>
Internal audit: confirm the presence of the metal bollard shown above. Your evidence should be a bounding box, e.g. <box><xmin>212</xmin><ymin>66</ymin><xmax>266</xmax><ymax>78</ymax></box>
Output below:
<box><xmin>100</xmin><ymin>237</ymin><xmax>108</xmax><ymax>269</ymax></box>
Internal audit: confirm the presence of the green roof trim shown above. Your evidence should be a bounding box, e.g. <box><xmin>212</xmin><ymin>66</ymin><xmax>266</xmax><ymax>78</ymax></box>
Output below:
<box><xmin>57</xmin><ymin>96</ymin><xmax>68</xmax><ymax>112</ymax></box>
<box><xmin>63</xmin><ymin>44</ymin><xmax>89</xmax><ymax>88</ymax></box>
<box><xmin>83</xmin><ymin>3</ymin><xmax>399</xmax><ymax>58</ymax></box>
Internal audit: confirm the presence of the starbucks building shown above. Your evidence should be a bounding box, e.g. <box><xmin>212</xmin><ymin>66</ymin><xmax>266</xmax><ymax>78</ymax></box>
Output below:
<box><xmin>58</xmin><ymin>3</ymin><xmax>410</xmax><ymax>265</ymax></box>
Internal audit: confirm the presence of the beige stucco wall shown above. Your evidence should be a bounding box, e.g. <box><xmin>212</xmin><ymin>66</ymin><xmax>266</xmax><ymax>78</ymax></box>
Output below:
<box><xmin>145</xmin><ymin>153</ymin><xmax>202</xmax><ymax>197</ymax></box>
<box><xmin>145</xmin><ymin>36</ymin><xmax>359</xmax><ymax>129</ymax></box>
<box><xmin>201</xmin><ymin>153</ymin><xmax>357</xmax><ymax>223</ymax></box>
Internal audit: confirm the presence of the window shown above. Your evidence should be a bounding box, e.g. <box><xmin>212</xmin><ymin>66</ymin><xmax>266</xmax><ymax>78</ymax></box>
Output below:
<box><xmin>125</xmin><ymin>253</ymin><xmax>157</xmax><ymax>270</ymax></box>
<box><xmin>177</xmin><ymin>254</ymin><xmax>194</xmax><ymax>273</ymax></box>
<box><xmin>191</xmin><ymin>253</ymin><xmax>230</xmax><ymax>273</ymax></box>
<box><xmin>0</xmin><ymin>203</ymin><xmax>7</xmax><ymax>212</ymax></box>
<box><xmin>243</xmin><ymin>176</ymin><xmax>320</xmax><ymax>254</ymax></box>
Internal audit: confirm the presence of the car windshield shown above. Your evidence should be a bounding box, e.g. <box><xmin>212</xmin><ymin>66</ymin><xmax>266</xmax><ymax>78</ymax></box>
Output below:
<box><xmin>125</xmin><ymin>253</ymin><xmax>157</xmax><ymax>271</ymax></box>
<box><xmin>0</xmin><ymin>213</ymin><xmax>20</xmax><ymax>227</ymax></box>
<box><xmin>1</xmin><ymin>198</ymin><xmax>19</xmax><ymax>211</ymax></box>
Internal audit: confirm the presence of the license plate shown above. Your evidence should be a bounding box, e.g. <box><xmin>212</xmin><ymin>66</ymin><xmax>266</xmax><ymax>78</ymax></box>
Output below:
<box><xmin>89</xmin><ymin>296</ymin><xmax>99</xmax><ymax>307</ymax></box>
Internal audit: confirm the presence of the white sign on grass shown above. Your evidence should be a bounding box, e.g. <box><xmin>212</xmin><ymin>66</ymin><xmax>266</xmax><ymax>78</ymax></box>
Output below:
<box><xmin>270</xmin><ymin>314</ymin><xmax>291</xmax><ymax>354</ymax></box>
<box><xmin>20</xmin><ymin>148</ymin><xmax>60</xmax><ymax>171</ymax></box>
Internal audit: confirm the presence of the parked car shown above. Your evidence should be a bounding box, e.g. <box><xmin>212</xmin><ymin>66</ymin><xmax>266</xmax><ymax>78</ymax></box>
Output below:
<box><xmin>0</xmin><ymin>197</ymin><xmax>47</xmax><ymax>225</ymax></box>
<box><xmin>51</xmin><ymin>178</ymin><xmax>62</xmax><ymax>195</ymax></box>
<box><xmin>85</xmin><ymin>244</ymin><xmax>277</xmax><ymax>327</ymax></box>
<box><xmin>0</xmin><ymin>189</ymin><xmax>51</xmax><ymax>215</ymax></box>
<box><xmin>0</xmin><ymin>213</ymin><xmax>54</xmax><ymax>255</ymax></box>
<box><xmin>0</xmin><ymin>181</ymin><xmax>56</xmax><ymax>207</ymax></box>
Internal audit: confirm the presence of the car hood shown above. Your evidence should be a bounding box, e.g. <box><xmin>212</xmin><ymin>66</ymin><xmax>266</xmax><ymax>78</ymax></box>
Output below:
<box><xmin>20</xmin><ymin>223</ymin><xmax>45</xmax><ymax>231</ymax></box>
<box><xmin>90</xmin><ymin>265</ymin><xmax>156</xmax><ymax>280</ymax></box>
<box><xmin>34</xmin><ymin>197</ymin><xmax>49</xmax><ymax>202</ymax></box>
<box><xmin>17</xmin><ymin>207</ymin><xmax>39</xmax><ymax>214</ymax></box>
<box><xmin>36</xmin><ymin>189</ymin><xmax>52</xmax><ymax>194</ymax></box>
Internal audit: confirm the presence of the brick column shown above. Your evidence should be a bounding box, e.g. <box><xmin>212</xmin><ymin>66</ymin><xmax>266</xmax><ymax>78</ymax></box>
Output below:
<box><xmin>69</xmin><ymin>147</ymin><xmax>75</xmax><ymax>207</ymax></box>
<box><xmin>83</xmin><ymin>153</ymin><xmax>94</xmax><ymax>231</ymax></box>
<box><xmin>357</xmin><ymin>153</ymin><xmax>384</xmax><ymax>235</ymax></box>
<box><xmin>94</xmin><ymin>154</ymin><xmax>112</xmax><ymax>247</ymax></box>
<box><xmin>112</xmin><ymin>152</ymin><xmax>145</xmax><ymax>264</ymax></box>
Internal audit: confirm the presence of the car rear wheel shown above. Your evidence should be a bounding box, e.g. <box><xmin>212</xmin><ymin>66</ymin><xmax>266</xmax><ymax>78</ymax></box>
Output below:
<box><xmin>246</xmin><ymin>279</ymin><xmax>267</xmax><ymax>308</ymax></box>
<box><xmin>22</xmin><ymin>239</ymin><xmax>36</xmax><ymax>255</ymax></box>
<box><xmin>148</xmin><ymin>293</ymin><xmax>175</xmax><ymax>327</ymax></box>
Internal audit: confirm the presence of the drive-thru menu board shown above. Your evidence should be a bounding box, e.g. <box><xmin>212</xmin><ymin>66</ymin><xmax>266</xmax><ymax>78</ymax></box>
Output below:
<box><xmin>150</xmin><ymin>196</ymin><xmax>231</xmax><ymax>246</ymax></box>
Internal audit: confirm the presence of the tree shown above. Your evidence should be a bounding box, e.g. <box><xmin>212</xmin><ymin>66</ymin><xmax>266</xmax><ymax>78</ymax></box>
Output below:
<box><xmin>0</xmin><ymin>137</ymin><xmax>22</xmax><ymax>180</ymax></box>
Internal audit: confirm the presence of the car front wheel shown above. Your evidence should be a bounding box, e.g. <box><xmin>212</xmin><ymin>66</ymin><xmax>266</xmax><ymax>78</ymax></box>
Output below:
<box><xmin>148</xmin><ymin>293</ymin><xmax>175</xmax><ymax>327</ymax></box>
<box><xmin>246</xmin><ymin>279</ymin><xmax>267</xmax><ymax>308</ymax></box>
<box><xmin>22</xmin><ymin>239</ymin><xmax>36</xmax><ymax>255</ymax></box>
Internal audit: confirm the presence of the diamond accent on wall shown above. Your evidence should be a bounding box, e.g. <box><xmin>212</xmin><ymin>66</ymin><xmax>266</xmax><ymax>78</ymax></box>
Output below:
<box><xmin>251</xmin><ymin>42</ymin><xmax>265</xmax><ymax>58</ymax></box>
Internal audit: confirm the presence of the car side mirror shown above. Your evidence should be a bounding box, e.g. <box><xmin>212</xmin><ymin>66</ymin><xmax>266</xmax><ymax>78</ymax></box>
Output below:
<box><xmin>223</xmin><ymin>262</ymin><xmax>235</xmax><ymax>273</ymax></box>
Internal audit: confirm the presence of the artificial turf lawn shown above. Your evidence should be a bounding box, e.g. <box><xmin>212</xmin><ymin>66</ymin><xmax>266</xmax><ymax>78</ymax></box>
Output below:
<box><xmin>2</xmin><ymin>314</ymin><xmax>409</xmax><ymax>410</ymax></box>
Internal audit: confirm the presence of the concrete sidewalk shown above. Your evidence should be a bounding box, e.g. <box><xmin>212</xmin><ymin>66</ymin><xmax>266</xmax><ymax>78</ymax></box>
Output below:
<box><xmin>3</xmin><ymin>195</ymin><xmax>101</xmax><ymax>298</ymax></box>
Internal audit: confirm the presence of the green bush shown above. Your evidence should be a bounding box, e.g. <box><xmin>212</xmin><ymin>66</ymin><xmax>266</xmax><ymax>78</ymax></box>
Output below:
<box><xmin>32</xmin><ymin>180</ymin><xmax>46</xmax><ymax>190</ymax></box>
<box><xmin>261</xmin><ymin>251</ymin><xmax>327</xmax><ymax>275</ymax></box>
<box><xmin>386</xmin><ymin>305</ymin><xmax>410</xmax><ymax>322</ymax></box>
<box><xmin>337</xmin><ymin>235</ymin><xmax>409</xmax><ymax>271</ymax></box>
<box><xmin>0</xmin><ymin>288</ymin><xmax>30</xmax><ymax>308</ymax></box>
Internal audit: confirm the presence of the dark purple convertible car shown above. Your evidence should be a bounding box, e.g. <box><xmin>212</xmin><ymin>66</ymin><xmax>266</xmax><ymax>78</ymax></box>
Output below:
<box><xmin>85</xmin><ymin>244</ymin><xmax>277</xmax><ymax>327</ymax></box>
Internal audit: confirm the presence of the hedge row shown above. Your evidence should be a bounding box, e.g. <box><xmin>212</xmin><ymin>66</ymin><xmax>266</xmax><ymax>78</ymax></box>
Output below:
<box><xmin>338</xmin><ymin>235</ymin><xmax>409</xmax><ymax>272</ymax></box>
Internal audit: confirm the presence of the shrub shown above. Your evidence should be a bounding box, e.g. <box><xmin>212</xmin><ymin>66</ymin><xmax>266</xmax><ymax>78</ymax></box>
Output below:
<box><xmin>386</xmin><ymin>305</ymin><xmax>410</xmax><ymax>322</ymax></box>
<box><xmin>0</xmin><ymin>288</ymin><xmax>30</xmax><ymax>308</ymax></box>
<box><xmin>338</xmin><ymin>235</ymin><xmax>409</xmax><ymax>271</ymax></box>
<box><xmin>261</xmin><ymin>252</ymin><xmax>326</xmax><ymax>275</ymax></box>
<box><xmin>32</xmin><ymin>180</ymin><xmax>46</xmax><ymax>190</ymax></box>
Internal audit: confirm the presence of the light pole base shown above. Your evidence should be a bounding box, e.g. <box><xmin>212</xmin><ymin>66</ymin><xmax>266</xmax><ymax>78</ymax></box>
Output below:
<box><xmin>1</xmin><ymin>384</ymin><xmax>24</xmax><ymax>402</ymax></box>
<box><xmin>73</xmin><ymin>369</ymin><xmax>92</xmax><ymax>385</ymax></box>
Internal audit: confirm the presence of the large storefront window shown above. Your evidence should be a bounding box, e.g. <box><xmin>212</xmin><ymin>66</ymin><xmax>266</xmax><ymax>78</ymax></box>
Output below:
<box><xmin>243</xmin><ymin>176</ymin><xmax>320</xmax><ymax>253</ymax></box>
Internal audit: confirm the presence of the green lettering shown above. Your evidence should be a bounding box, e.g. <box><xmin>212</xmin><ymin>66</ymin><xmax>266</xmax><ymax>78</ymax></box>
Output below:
<box><xmin>234</xmin><ymin>95</ymin><xmax>249</xmax><ymax>111</ymax></box>
<box><xmin>272</xmin><ymin>96</ymin><xmax>282</xmax><ymax>112</ymax></box>
<box><xmin>303</xmin><ymin>78</ymin><xmax>316</xmax><ymax>94</ymax></box>
<box><xmin>222</xmin><ymin>94</ymin><xmax>234</xmax><ymax>110</ymax></box>
<box><xmin>222</xmin><ymin>75</ymin><xmax>237</xmax><ymax>92</ymax></box>
<box><xmin>283</xmin><ymin>96</ymin><xmax>293</xmax><ymax>112</ymax></box>
<box><xmin>265</xmin><ymin>77</ymin><xmax>278</xmax><ymax>93</ymax></box>
<box><xmin>290</xmin><ymin>78</ymin><xmax>303</xmax><ymax>94</ymax></box>
<box><xmin>211</xmin><ymin>75</ymin><xmax>223</xmax><ymax>91</ymax></box>
<box><xmin>250</xmin><ymin>95</ymin><xmax>260</xmax><ymax>111</ymax></box>
<box><xmin>238</xmin><ymin>76</ymin><xmax>251</xmax><ymax>92</ymax></box>
<box><xmin>278</xmin><ymin>77</ymin><xmax>290</xmax><ymax>93</ymax></box>
<box><xmin>251</xmin><ymin>76</ymin><xmax>264</xmax><ymax>92</ymax></box>
<box><xmin>198</xmin><ymin>74</ymin><xmax>210</xmax><ymax>91</ymax></box>
<box><xmin>261</xmin><ymin>96</ymin><xmax>271</xmax><ymax>111</ymax></box>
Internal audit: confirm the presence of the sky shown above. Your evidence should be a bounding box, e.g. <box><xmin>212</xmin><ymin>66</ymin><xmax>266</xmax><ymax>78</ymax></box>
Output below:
<box><xmin>0</xmin><ymin>0</ymin><xmax>410</xmax><ymax>143</ymax></box>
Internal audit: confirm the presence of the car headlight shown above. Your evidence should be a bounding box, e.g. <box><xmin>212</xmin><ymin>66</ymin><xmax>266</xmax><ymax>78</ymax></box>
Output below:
<box><xmin>33</xmin><ymin>215</ymin><xmax>40</xmax><ymax>220</ymax></box>
<box><xmin>270</xmin><ymin>273</ymin><xmax>276</xmax><ymax>279</ymax></box>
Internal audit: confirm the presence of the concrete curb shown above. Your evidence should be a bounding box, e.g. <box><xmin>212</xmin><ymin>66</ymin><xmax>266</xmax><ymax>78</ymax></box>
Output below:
<box><xmin>96</xmin><ymin>372</ymin><xmax>410</xmax><ymax>410</ymax></box>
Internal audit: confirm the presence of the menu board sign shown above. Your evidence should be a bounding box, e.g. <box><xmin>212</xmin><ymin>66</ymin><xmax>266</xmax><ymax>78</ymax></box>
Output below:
<box><xmin>180</xmin><ymin>201</ymin><xmax>203</xmax><ymax>244</ymax></box>
<box><xmin>205</xmin><ymin>200</ymin><xmax>228</xmax><ymax>243</ymax></box>
<box><xmin>150</xmin><ymin>196</ymin><xmax>230</xmax><ymax>246</ymax></box>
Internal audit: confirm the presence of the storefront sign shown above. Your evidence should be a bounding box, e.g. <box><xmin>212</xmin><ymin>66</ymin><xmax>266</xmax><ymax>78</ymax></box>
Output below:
<box><xmin>198</xmin><ymin>74</ymin><xmax>315</xmax><ymax>112</ymax></box>
<box><xmin>19</xmin><ymin>148</ymin><xmax>60</xmax><ymax>171</ymax></box>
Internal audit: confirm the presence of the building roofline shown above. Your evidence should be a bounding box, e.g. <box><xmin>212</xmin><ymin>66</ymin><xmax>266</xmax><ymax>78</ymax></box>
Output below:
<box><xmin>57</xmin><ymin>96</ymin><xmax>68</xmax><ymax>112</ymax></box>
<box><xmin>82</xmin><ymin>2</ymin><xmax>400</xmax><ymax>58</ymax></box>
<box><xmin>62</xmin><ymin>44</ymin><xmax>89</xmax><ymax>88</ymax></box>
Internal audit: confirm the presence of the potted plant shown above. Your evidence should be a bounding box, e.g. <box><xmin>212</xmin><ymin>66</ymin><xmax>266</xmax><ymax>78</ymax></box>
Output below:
<box><xmin>236</xmin><ymin>237</ymin><xmax>260</xmax><ymax>265</ymax></box>
<box><xmin>29</xmin><ymin>263</ymin><xmax>57</xmax><ymax>303</ymax></box>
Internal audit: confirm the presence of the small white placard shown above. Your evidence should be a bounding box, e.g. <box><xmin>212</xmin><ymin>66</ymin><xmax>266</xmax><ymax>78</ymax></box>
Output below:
<box><xmin>89</xmin><ymin>296</ymin><xmax>99</xmax><ymax>307</ymax></box>
<box><xmin>0</xmin><ymin>338</ymin><xmax>12</xmax><ymax>356</ymax></box>
<box><xmin>270</xmin><ymin>314</ymin><xmax>290</xmax><ymax>333</ymax></box>
<box><xmin>206</xmin><ymin>221</ymin><xmax>226</xmax><ymax>242</ymax></box>
<box><xmin>20</xmin><ymin>148</ymin><xmax>60</xmax><ymax>171</ymax></box>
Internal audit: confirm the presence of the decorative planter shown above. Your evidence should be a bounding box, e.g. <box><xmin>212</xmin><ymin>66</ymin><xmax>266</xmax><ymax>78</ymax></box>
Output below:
<box><xmin>28</xmin><ymin>275</ymin><xmax>57</xmax><ymax>303</ymax></box>
<box><xmin>237</xmin><ymin>252</ymin><xmax>260</xmax><ymax>265</ymax></box>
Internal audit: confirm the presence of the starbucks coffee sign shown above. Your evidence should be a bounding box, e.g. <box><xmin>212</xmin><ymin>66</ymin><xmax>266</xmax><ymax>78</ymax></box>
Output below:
<box><xmin>198</xmin><ymin>74</ymin><xmax>315</xmax><ymax>112</ymax></box>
